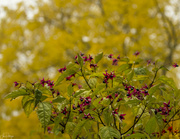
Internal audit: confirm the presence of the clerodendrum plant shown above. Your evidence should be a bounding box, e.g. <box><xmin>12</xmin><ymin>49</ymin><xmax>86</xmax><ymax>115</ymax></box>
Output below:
<box><xmin>4</xmin><ymin>52</ymin><xmax>180</xmax><ymax>139</ymax></box>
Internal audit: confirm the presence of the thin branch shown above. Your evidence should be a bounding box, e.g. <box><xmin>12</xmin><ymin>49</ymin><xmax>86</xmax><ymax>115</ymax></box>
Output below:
<box><xmin>81</xmin><ymin>68</ymin><xmax>94</xmax><ymax>92</ymax></box>
<box><xmin>131</xmin><ymin>117</ymin><xmax>137</xmax><ymax>134</ymax></box>
<box><xmin>63</xmin><ymin>98</ymin><xmax>72</xmax><ymax>131</ymax></box>
<box><xmin>122</xmin><ymin>104</ymin><xmax>147</xmax><ymax>135</ymax></box>
<box><xmin>149</xmin><ymin>67</ymin><xmax>159</xmax><ymax>88</ymax></box>
<box><xmin>164</xmin><ymin>109</ymin><xmax>180</xmax><ymax>129</ymax></box>
<box><xmin>97</xmin><ymin>109</ymin><xmax>105</xmax><ymax>126</ymax></box>
<box><xmin>50</xmin><ymin>117</ymin><xmax>65</xmax><ymax>127</ymax></box>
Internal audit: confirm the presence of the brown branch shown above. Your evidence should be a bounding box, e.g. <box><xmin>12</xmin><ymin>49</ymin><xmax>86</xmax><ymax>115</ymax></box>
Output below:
<box><xmin>97</xmin><ymin>109</ymin><xmax>105</xmax><ymax>126</ymax></box>
<box><xmin>80</xmin><ymin>67</ymin><xmax>94</xmax><ymax>93</ymax></box>
<box><xmin>149</xmin><ymin>67</ymin><xmax>159</xmax><ymax>88</ymax></box>
<box><xmin>122</xmin><ymin>104</ymin><xmax>147</xmax><ymax>135</ymax></box>
<box><xmin>164</xmin><ymin>109</ymin><xmax>180</xmax><ymax>129</ymax></box>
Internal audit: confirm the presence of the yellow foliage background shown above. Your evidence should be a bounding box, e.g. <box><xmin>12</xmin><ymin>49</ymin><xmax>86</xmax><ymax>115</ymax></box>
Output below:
<box><xmin>0</xmin><ymin>0</ymin><xmax>180</xmax><ymax>138</ymax></box>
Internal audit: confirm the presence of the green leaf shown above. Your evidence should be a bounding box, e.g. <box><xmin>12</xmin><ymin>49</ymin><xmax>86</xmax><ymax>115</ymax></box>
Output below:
<box><xmin>126</xmin><ymin>133</ymin><xmax>146</xmax><ymax>139</ymax></box>
<box><xmin>158</xmin><ymin>76</ymin><xmax>177</xmax><ymax>91</ymax></box>
<box><xmin>155</xmin><ymin>113</ymin><xmax>163</xmax><ymax>132</ymax></box>
<box><xmin>134</xmin><ymin>75</ymin><xmax>149</xmax><ymax>81</ymax></box>
<box><xmin>114</xmin><ymin>76</ymin><xmax>123</xmax><ymax>83</ymax></box>
<box><xmin>26</xmin><ymin>81</ymin><xmax>34</xmax><ymax>90</ymax></box>
<box><xmin>88</xmin><ymin>78</ymin><xmax>97</xmax><ymax>88</ymax></box>
<box><xmin>37</xmin><ymin>102</ymin><xmax>52</xmax><ymax>133</ymax></box>
<box><xmin>126</xmin><ymin>99</ymin><xmax>141</xmax><ymax>105</ymax></box>
<box><xmin>134</xmin><ymin>67</ymin><xmax>148</xmax><ymax>75</ymax></box>
<box><xmin>92</xmin><ymin>97</ymin><xmax>102</xmax><ymax>108</ymax></box>
<box><xmin>127</xmin><ymin>69</ymin><xmax>134</xmax><ymax>82</ymax></box>
<box><xmin>52</xmin><ymin>96</ymin><xmax>66</xmax><ymax>103</ymax></box>
<box><xmin>145</xmin><ymin>117</ymin><xmax>157</xmax><ymax>134</ymax></box>
<box><xmin>115</xmin><ymin>114</ymin><xmax>122</xmax><ymax>124</ymax></box>
<box><xmin>77</xmin><ymin>54</ymin><xmax>83</xmax><ymax>67</ymax></box>
<box><xmin>101</xmin><ymin>98</ymin><xmax>110</xmax><ymax>106</ymax></box>
<box><xmin>99</xmin><ymin>126</ymin><xmax>120</xmax><ymax>139</ymax></box>
<box><xmin>53</xmin><ymin>114</ymin><xmax>63</xmax><ymax>134</ymax></box>
<box><xmin>22</xmin><ymin>96</ymin><xmax>35</xmax><ymax>117</ymax></box>
<box><xmin>67</xmin><ymin>84</ymin><xmax>74</xmax><ymax>97</ymax></box>
<box><xmin>134</xmin><ymin>58</ymin><xmax>143</xmax><ymax>65</ymax></box>
<box><xmin>95</xmin><ymin>52</ymin><xmax>103</xmax><ymax>64</ymax></box>
<box><xmin>66</xmin><ymin>122</ymin><xmax>76</xmax><ymax>135</ymax></box>
<box><xmin>55</xmin><ymin>64</ymin><xmax>79</xmax><ymax>86</ymax></box>
<box><xmin>41</xmin><ymin>95</ymin><xmax>48</xmax><ymax>101</ymax></box>
<box><xmin>73</xmin><ymin>89</ymin><xmax>86</xmax><ymax>97</ymax></box>
<box><xmin>23</xmin><ymin>99</ymin><xmax>35</xmax><ymax>117</ymax></box>
<box><xmin>72</xmin><ymin>120</ymin><xmax>87</xmax><ymax>139</ymax></box>
<box><xmin>34</xmin><ymin>89</ymin><xmax>42</xmax><ymax>109</ymax></box>
<box><xmin>4</xmin><ymin>88</ymin><xmax>29</xmax><ymax>100</ymax></box>
<box><xmin>159</xmin><ymin>66</ymin><xmax>169</xmax><ymax>71</ymax></box>
<box><xmin>120</xmin><ymin>57</ymin><xmax>129</xmax><ymax>62</ymax></box>
<box><xmin>117</xmin><ymin>64</ymin><xmax>131</xmax><ymax>72</ymax></box>
<box><xmin>103</xmin><ymin>107</ymin><xmax>113</xmax><ymax>126</ymax></box>
<box><xmin>148</xmin><ymin>83</ymin><xmax>161</xmax><ymax>98</ymax></box>
<box><xmin>22</xmin><ymin>95</ymin><xmax>32</xmax><ymax>106</ymax></box>
<box><xmin>91</xmin><ymin>84</ymin><xmax>105</xmax><ymax>98</ymax></box>
<box><xmin>90</xmin><ymin>72</ymin><xmax>104</xmax><ymax>78</ymax></box>
<box><xmin>38</xmin><ymin>85</ymin><xmax>52</xmax><ymax>95</ymax></box>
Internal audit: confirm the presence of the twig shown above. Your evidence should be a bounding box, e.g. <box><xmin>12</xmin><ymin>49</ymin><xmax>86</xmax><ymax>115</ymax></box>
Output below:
<box><xmin>122</xmin><ymin>104</ymin><xmax>147</xmax><ymax>135</ymax></box>
<box><xmin>149</xmin><ymin>67</ymin><xmax>159</xmax><ymax>88</ymax></box>
<box><xmin>97</xmin><ymin>109</ymin><xmax>105</xmax><ymax>126</ymax></box>
<box><xmin>164</xmin><ymin>109</ymin><xmax>180</xmax><ymax>129</ymax></box>
<box><xmin>81</xmin><ymin>68</ymin><xmax>94</xmax><ymax>92</ymax></box>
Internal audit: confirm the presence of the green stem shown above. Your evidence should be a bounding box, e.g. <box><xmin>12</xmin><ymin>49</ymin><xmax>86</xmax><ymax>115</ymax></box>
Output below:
<box><xmin>81</xmin><ymin>68</ymin><xmax>94</xmax><ymax>92</ymax></box>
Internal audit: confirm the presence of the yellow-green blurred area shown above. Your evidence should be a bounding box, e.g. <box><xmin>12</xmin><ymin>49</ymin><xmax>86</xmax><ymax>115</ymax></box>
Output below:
<box><xmin>0</xmin><ymin>0</ymin><xmax>180</xmax><ymax>138</ymax></box>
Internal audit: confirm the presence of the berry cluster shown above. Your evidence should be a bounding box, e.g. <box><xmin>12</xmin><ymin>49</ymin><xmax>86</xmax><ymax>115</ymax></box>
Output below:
<box><xmin>123</xmin><ymin>84</ymin><xmax>149</xmax><ymax>100</ymax></box>
<box><xmin>103</xmin><ymin>70</ymin><xmax>116</xmax><ymax>84</ymax></box>
<box><xmin>108</xmin><ymin>54</ymin><xmax>120</xmax><ymax>65</ymax></box>
<box><xmin>74</xmin><ymin>53</ymin><xmax>96</xmax><ymax>69</ymax></box>
<box><xmin>72</xmin><ymin>96</ymin><xmax>92</xmax><ymax>116</ymax></box>
<box><xmin>11</xmin><ymin>52</ymin><xmax>180</xmax><ymax>138</ymax></box>
<box><xmin>58</xmin><ymin>66</ymin><xmax>66</xmax><ymax>73</ymax></box>
<box><xmin>155</xmin><ymin>100</ymin><xmax>172</xmax><ymax>116</ymax></box>
<box><xmin>40</xmin><ymin>78</ymin><xmax>54</xmax><ymax>88</ymax></box>
<box><xmin>66</xmin><ymin>73</ymin><xmax>76</xmax><ymax>81</ymax></box>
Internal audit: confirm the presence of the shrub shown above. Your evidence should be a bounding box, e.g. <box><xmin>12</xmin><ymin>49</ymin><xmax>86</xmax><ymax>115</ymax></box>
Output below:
<box><xmin>4</xmin><ymin>52</ymin><xmax>180</xmax><ymax>138</ymax></box>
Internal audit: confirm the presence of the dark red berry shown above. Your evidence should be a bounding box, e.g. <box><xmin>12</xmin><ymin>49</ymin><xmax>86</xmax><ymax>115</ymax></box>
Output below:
<box><xmin>155</xmin><ymin>110</ymin><xmax>157</xmax><ymax>115</ymax></box>
<box><xmin>80</xmin><ymin>53</ymin><xmax>84</xmax><ymax>56</ymax></box>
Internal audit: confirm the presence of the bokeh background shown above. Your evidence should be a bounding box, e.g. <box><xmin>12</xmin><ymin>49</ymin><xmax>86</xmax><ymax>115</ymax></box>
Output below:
<box><xmin>0</xmin><ymin>0</ymin><xmax>180</xmax><ymax>138</ymax></box>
